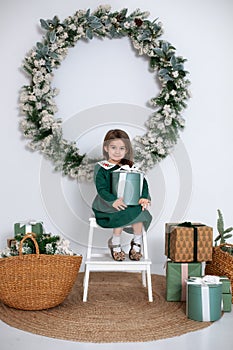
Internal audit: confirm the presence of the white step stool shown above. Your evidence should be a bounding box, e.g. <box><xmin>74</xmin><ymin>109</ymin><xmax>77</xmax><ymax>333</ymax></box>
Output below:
<box><xmin>83</xmin><ymin>217</ymin><xmax>153</xmax><ymax>302</ymax></box>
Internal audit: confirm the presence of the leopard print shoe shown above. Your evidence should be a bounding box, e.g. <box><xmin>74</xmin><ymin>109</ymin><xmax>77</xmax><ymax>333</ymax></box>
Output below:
<box><xmin>108</xmin><ymin>238</ymin><xmax>125</xmax><ymax>261</ymax></box>
<box><xmin>129</xmin><ymin>239</ymin><xmax>142</xmax><ymax>261</ymax></box>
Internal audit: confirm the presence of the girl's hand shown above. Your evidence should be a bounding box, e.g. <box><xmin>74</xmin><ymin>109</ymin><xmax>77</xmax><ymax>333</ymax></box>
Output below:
<box><xmin>138</xmin><ymin>198</ymin><xmax>151</xmax><ymax>211</ymax></box>
<box><xmin>112</xmin><ymin>198</ymin><xmax>127</xmax><ymax>211</ymax></box>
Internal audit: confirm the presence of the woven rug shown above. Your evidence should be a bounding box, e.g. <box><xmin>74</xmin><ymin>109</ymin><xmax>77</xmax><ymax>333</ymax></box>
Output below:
<box><xmin>0</xmin><ymin>272</ymin><xmax>213</xmax><ymax>343</ymax></box>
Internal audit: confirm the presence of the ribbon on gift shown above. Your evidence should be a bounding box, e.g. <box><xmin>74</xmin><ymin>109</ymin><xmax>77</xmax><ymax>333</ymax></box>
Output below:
<box><xmin>113</xmin><ymin>165</ymin><xmax>144</xmax><ymax>200</ymax></box>
<box><xmin>186</xmin><ymin>276</ymin><xmax>222</xmax><ymax>321</ymax></box>
<box><xmin>181</xmin><ymin>263</ymin><xmax>189</xmax><ymax>301</ymax></box>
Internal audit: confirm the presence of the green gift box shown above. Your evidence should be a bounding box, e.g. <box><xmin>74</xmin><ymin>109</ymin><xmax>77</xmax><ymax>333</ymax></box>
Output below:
<box><xmin>219</xmin><ymin>276</ymin><xmax>232</xmax><ymax>294</ymax></box>
<box><xmin>222</xmin><ymin>293</ymin><xmax>232</xmax><ymax>312</ymax></box>
<box><xmin>219</xmin><ymin>276</ymin><xmax>232</xmax><ymax>312</ymax></box>
<box><xmin>111</xmin><ymin>168</ymin><xmax>144</xmax><ymax>206</ymax></box>
<box><xmin>186</xmin><ymin>279</ymin><xmax>222</xmax><ymax>321</ymax></box>
<box><xmin>14</xmin><ymin>221</ymin><xmax>43</xmax><ymax>237</ymax></box>
<box><xmin>166</xmin><ymin>261</ymin><xmax>203</xmax><ymax>301</ymax></box>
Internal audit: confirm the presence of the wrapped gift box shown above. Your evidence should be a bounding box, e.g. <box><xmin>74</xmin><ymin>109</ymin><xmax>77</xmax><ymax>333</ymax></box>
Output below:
<box><xmin>165</xmin><ymin>222</ymin><xmax>213</xmax><ymax>262</ymax></box>
<box><xmin>186</xmin><ymin>277</ymin><xmax>222</xmax><ymax>321</ymax></box>
<box><xmin>14</xmin><ymin>221</ymin><xmax>43</xmax><ymax>237</ymax></box>
<box><xmin>219</xmin><ymin>276</ymin><xmax>232</xmax><ymax>312</ymax></box>
<box><xmin>219</xmin><ymin>276</ymin><xmax>231</xmax><ymax>294</ymax></box>
<box><xmin>166</xmin><ymin>261</ymin><xmax>203</xmax><ymax>301</ymax></box>
<box><xmin>111</xmin><ymin>167</ymin><xmax>144</xmax><ymax>206</ymax></box>
<box><xmin>222</xmin><ymin>293</ymin><xmax>232</xmax><ymax>312</ymax></box>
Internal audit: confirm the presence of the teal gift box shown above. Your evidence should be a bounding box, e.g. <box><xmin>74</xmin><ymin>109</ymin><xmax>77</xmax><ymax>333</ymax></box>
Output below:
<box><xmin>219</xmin><ymin>276</ymin><xmax>232</xmax><ymax>312</ymax></box>
<box><xmin>111</xmin><ymin>168</ymin><xmax>144</xmax><ymax>206</ymax></box>
<box><xmin>219</xmin><ymin>276</ymin><xmax>231</xmax><ymax>294</ymax></box>
<box><xmin>186</xmin><ymin>277</ymin><xmax>222</xmax><ymax>321</ymax></box>
<box><xmin>166</xmin><ymin>261</ymin><xmax>203</xmax><ymax>301</ymax></box>
<box><xmin>14</xmin><ymin>221</ymin><xmax>43</xmax><ymax>237</ymax></box>
<box><xmin>222</xmin><ymin>294</ymin><xmax>232</xmax><ymax>312</ymax></box>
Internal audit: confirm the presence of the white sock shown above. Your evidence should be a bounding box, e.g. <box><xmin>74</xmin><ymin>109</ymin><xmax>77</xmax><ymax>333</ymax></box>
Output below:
<box><xmin>111</xmin><ymin>234</ymin><xmax>121</xmax><ymax>253</ymax></box>
<box><xmin>133</xmin><ymin>234</ymin><xmax>142</xmax><ymax>252</ymax></box>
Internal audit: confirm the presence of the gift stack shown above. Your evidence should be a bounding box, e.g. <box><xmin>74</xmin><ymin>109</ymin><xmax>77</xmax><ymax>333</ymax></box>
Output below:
<box><xmin>165</xmin><ymin>222</ymin><xmax>232</xmax><ymax>321</ymax></box>
<box><xmin>165</xmin><ymin>222</ymin><xmax>213</xmax><ymax>303</ymax></box>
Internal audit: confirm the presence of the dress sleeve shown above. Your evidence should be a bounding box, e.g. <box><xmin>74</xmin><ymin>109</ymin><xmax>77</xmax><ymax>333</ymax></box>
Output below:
<box><xmin>94</xmin><ymin>164</ymin><xmax>117</xmax><ymax>203</ymax></box>
<box><xmin>140</xmin><ymin>177</ymin><xmax>151</xmax><ymax>201</ymax></box>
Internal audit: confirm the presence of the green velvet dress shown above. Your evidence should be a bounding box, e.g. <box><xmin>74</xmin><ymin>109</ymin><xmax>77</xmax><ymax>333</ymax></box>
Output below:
<box><xmin>92</xmin><ymin>161</ymin><xmax>152</xmax><ymax>231</ymax></box>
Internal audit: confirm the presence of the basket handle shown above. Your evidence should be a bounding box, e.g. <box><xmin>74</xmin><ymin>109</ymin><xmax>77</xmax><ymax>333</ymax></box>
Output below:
<box><xmin>19</xmin><ymin>233</ymin><xmax>40</xmax><ymax>258</ymax></box>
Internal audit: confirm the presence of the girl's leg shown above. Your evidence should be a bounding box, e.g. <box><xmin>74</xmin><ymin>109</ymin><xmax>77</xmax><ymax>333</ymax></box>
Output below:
<box><xmin>108</xmin><ymin>227</ymin><xmax>125</xmax><ymax>261</ymax></box>
<box><xmin>129</xmin><ymin>222</ymin><xmax>143</xmax><ymax>260</ymax></box>
<box><xmin>112</xmin><ymin>227</ymin><xmax>123</xmax><ymax>252</ymax></box>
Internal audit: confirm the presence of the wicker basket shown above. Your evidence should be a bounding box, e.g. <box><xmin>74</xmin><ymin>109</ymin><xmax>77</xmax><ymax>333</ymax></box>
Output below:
<box><xmin>0</xmin><ymin>233</ymin><xmax>82</xmax><ymax>310</ymax></box>
<box><xmin>205</xmin><ymin>243</ymin><xmax>233</xmax><ymax>303</ymax></box>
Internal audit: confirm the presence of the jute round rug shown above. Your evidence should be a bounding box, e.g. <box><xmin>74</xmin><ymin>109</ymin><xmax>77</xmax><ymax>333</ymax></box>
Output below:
<box><xmin>0</xmin><ymin>272</ymin><xmax>213</xmax><ymax>343</ymax></box>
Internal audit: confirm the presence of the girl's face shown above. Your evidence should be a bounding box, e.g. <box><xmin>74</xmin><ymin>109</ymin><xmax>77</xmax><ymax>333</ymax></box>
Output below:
<box><xmin>104</xmin><ymin>139</ymin><xmax>127</xmax><ymax>164</ymax></box>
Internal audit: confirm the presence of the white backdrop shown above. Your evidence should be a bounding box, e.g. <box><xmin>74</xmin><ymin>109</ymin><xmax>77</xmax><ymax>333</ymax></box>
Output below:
<box><xmin>0</xmin><ymin>0</ymin><xmax>233</xmax><ymax>267</ymax></box>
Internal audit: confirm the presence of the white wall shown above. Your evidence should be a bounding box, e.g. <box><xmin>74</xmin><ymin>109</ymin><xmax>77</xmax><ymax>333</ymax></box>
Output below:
<box><xmin>0</xmin><ymin>0</ymin><xmax>233</xmax><ymax>266</ymax></box>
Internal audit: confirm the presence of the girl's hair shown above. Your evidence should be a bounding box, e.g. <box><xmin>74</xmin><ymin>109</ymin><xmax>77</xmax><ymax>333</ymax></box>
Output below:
<box><xmin>103</xmin><ymin>129</ymin><xmax>134</xmax><ymax>167</ymax></box>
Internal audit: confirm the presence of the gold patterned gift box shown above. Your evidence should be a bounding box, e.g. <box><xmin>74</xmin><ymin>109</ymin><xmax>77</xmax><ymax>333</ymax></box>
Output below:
<box><xmin>165</xmin><ymin>222</ymin><xmax>213</xmax><ymax>262</ymax></box>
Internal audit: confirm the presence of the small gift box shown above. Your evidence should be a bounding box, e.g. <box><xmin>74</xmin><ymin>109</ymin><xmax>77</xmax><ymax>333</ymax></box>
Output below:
<box><xmin>186</xmin><ymin>276</ymin><xmax>222</xmax><ymax>321</ymax></box>
<box><xmin>166</xmin><ymin>261</ymin><xmax>203</xmax><ymax>301</ymax></box>
<box><xmin>219</xmin><ymin>276</ymin><xmax>232</xmax><ymax>312</ymax></box>
<box><xmin>222</xmin><ymin>294</ymin><xmax>232</xmax><ymax>312</ymax></box>
<box><xmin>111</xmin><ymin>165</ymin><xmax>144</xmax><ymax>205</ymax></box>
<box><xmin>165</xmin><ymin>222</ymin><xmax>213</xmax><ymax>262</ymax></box>
<box><xmin>14</xmin><ymin>220</ymin><xmax>44</xmax><ymax>237</ymax></box>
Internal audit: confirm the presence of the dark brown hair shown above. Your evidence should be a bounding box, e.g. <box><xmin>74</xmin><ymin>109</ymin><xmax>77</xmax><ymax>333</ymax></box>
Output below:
<box><xmin>102</xmin><ymin>129</ymin><xmax>134</xmax><ymax>167</ymax></box>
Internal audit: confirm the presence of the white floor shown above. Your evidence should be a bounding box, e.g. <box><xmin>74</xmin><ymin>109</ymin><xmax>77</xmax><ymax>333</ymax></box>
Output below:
<box><xmin>1</xmin><ymin>264</ymin><xmax>233</xmax><ymax>350</ymax></box>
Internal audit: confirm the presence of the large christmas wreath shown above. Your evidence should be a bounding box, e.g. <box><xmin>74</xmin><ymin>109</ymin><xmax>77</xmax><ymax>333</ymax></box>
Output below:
<box><xmin>19</xmin><ymin>5</ymin><xmax>190</xmax><ymax>181</ymax></box>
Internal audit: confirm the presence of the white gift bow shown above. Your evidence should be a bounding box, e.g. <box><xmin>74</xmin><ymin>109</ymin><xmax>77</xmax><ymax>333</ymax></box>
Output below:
<box><xmin>114</xmin><ymin>164</ymin><xmax>143</xmax><ymax>173</ymax></box>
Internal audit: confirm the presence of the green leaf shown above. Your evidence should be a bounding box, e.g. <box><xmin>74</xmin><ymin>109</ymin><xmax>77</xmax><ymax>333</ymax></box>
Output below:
<box><xmin>217</xmin><ymin>209</ymin><xmax>224</xmax><ymax>234</ymax></box>
<box><xmin>49</xmin><ymin>30</ymin><xmax>56</xmax><ymax>43</ymax></box>
<box><xmin>158</xmin><ymin>68</ymin><xmax>169</xmax><ymax>77</ymax></box>
<box><xmin>119</xmin><ymin>8</ymin><xmax>128</xmax><ymax>19</ymax></box>
<box><xmin>85</xmin><ymin>9</ymin><xmax>90</xmax><ymax>18</ymax></box>
<box><xmin>52</xmin><ymin>16</ymin><xmax>59</xmax><ymax>26</ymax></box>
<box><xmin>86</xmin><ymin>28</ymin><xmax>93</xmax><ymax>40</ymax></box>
<box><xmin>223</xmin><ymin>233</ymin><xmax>233</xmax><ymax>239</ymax></box>
<box><xmin>214</xmin><ymin>234</ymin><xmax>221</xmax><ymax>242</ymax></box>
<box><xmin>140</xmin><ymin>29</ymin><xmax>151</xmax><ymax>41</ymax></box>
<box><xmin>89</xmin><ymin>20</ymin><xmax>103</xmax><ymax>29</ymax></box>
<box><xmin>223</xmin><ymin>227</ymin><xmax>233</xmax><ymax>234</ymax></box>
<box><xmin>36</xmin><ymin>42</ymin><xmax>44</xmax><ymax>50</ymax></box>
<box><xmin>153</xmin><ymin>48</ymin><xmax>165</xmax><ymax>58</ymax></box>
<box><xmin>41</xmin><ymin>45</ymin><xmax>49</xmax><ymax>55</ymax></box>
<box><xmin>49</xmin><ymin>51</ymin><xmax>59</xmax><ymax>60</ymax></box>
<box><xmin>40</xmin><ymin>19</ymin><xmax>50</xmax><ymax>30</ymax></box>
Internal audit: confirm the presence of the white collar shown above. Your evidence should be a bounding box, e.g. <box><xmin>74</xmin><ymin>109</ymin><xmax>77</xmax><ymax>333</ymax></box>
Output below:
<box><xmin>98</xmin><ymin>160</ymin><xmax>118</xmax><ymax>170</ymax></box>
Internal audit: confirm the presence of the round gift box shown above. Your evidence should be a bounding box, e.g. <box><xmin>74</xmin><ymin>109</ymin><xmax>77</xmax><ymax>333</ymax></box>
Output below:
<box><xmin>111</xmin><ymin>171</ymin><xmax>142</xmax><ymax>206</ymax></box>
<box><xmin>187</xmin><ymin>283</ymin><xmax>222</xmax><ymax>322</ymax></box>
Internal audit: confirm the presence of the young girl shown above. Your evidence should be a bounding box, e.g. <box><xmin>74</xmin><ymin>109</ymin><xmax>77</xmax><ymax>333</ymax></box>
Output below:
<box><xmin>92</xmin><ymin>129</ymin><xmax>152</xmax><ymax>261</ymax></box>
